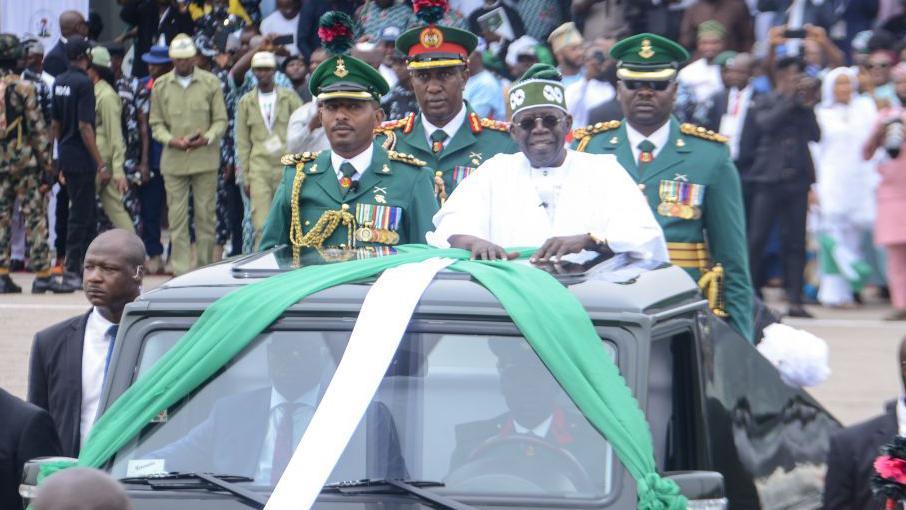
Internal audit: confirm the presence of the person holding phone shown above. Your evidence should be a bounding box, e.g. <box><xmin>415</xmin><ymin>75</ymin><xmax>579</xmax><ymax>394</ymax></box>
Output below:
<box><xmin>149</xmin><ymin>34</ymin><xmax>227</xmax><ymax>276</ymax></box>
<box><xmin>260</xmin><ymin>0</ymin><xmax>302</xmax><ymax>56</ymax></box>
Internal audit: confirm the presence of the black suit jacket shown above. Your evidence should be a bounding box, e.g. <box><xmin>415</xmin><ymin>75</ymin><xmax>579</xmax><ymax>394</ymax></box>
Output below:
<box><xmin>42</xmin><ymin>40</ymin><xmax>67</xmax><ymax>78</ymax></box>
<box><xmin>28</xmin><ymin>311</ymin><xmax>91</xmax><ymax>457</ymax></box>
<box><xmin>0</xmin><ymin>388</ymin><xmax>62</xmax><ymax>510</ymax></box>
<box><xmin>736</xmin><ymin>92</ymin><xmax>820</xmax><ymax>189</ymax></box>
<box><xmin>586</xmin><ymin>99</ymin><xmax>623</xmax><ymax>125</ymax></box>
<box><xmin>120</xmin><ymin>0</ymin><xmax>193</xmax><ymax>78</ymax></box>
<box><xmin>822</xmin><ymin>401</ymin><xmax>896</xmax><ymax>510</ymax></box>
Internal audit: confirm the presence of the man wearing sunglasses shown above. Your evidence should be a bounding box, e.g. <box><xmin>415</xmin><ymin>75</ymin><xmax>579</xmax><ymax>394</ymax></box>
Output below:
<box><xmin>428</xmin><ymin>63</ymin><xmax>667</xmax><ymax>265</ymax></box>
<box><xmin>573</xmin><ymin>33</ymin><xmax>754</xmax><ymax>342</ymax></box>
<box><xmin>374</xmin><ymin>1</ymin><xmax>518</xmax><ymax>203</ymax></box>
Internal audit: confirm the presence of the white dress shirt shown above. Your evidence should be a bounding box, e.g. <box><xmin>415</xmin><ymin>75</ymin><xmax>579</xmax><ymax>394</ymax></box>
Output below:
<box><xmin>565</xmin><ymin>78</ymin><xmax>615</xmax><ymax>129</ymax></box>
<box><xmin>257</xmin><ymin>90</ymin><xmax>278</xmax><ymax>132</ymax></box>
<box><xmin>176</xmin><ymin>73</ymin><xmax>193</xmax><ymax>89</ymax></box>
<box><xmin>719</xmin><ymin>85</ymin><xmax>753</xmax><ymax>160</ymax></box>
<box><xmin>256</xmin><ymin>385</ymin><xmax>320</xmax><ymax>482</ymax></box>
<box><xmin>422</xmin><ymin>102</ymin><xmax>467</xmax><ymax>149</ymax></box>
<box><xmin>428</xmin><ymin>150</ymin><xmax>669</xmax><ymax>261</ymax></box>
<box><xmin>286</xmin><ymin>102</ymin><xmax>330</xmax><ymax>154</ymax></box>
<box><xmin>260</xmin><ymin>10</ymin><xmax>301</xmax><ymax>56</ymax></box>
<box><xmin>513</xmin><ymin>415</ymin><xmax>553</xmax><ymax>438</ymax></box>
<box><xmin>677</xmin><ymin>58</ymin><xmax>723</xmax><ymax>103</ymax></box>
<box><xmin>625</xmin><ymin>121</ymin><xmax>672</xmax><ymax>163</ymax></box>
<box><xmin>330</xmin><ymin>142</ymin><xmax>374</xmax><ymax>182</ymax></box>
<box><xmin>80</xmin><ymin>307</ymin><xmax>116</xmax><ymax>447</ymax></box>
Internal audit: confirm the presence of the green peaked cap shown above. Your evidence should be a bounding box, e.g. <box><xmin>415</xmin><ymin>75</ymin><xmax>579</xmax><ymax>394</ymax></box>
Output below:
<box><xmin>508</xmin><ymin>63</ymin><xmax>567</xmax><ymax>116</ymax></box>
<box><xmin>610</xmin><ymin>33</ymin><xmax>690</xmax><ymax>81</ymax></box>
<box><xmin>308</xmin><ymin>55</ymin><xmax>390</xmax><ymax>101</ymax></box>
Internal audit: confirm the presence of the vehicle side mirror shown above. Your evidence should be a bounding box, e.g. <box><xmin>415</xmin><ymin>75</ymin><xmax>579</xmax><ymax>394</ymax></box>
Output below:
<box><xmin>663</xmin><ymin>470</ymin><xmax>727</xmax><ymax>510</ymax></box>
<box><xmin>19</xmin><ymin>456</ymin><xmax>79</xmax><ymax>509</ymax></box>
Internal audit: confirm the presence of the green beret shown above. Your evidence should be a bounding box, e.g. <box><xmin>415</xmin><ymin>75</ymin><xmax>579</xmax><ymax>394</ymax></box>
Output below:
<box><xmin>610</xmin><ymin>33</ymin><xmax>690</xmax><ymax>81</ymax></box>
<box><xmin>308</xmin><ymin>55</ymin><xmax>390</xmax><ymax>102</ymax></box>
<box><xmin>508</xmin><ymin>63</ymin><xmax>567</xmax><ymax>116</ymax></box>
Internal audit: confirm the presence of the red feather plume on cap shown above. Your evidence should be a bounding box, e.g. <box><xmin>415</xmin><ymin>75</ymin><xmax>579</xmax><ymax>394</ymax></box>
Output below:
<box><xmin>413</xmin><ymin>0</ymin><xmax>448</xmax><ymax>25</ymax></box>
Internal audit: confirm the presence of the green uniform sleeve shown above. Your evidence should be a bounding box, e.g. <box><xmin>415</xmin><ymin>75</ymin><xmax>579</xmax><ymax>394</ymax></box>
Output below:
<box><xmin>705</xmin><ymin>150</ymin><xmax>755</xmax><ymax>341</ymax></box>
<box><xmin>259</xmin><ymin>166</ymin><xmax>294</xmax><ymax>250</ymax></box>
<box><xmin>204</xmin><ymin>79</ymin><xmax>228</xmax><ymax>144</ymax></box>
<box><xmin>406</xmin><ymin>167</ymin><xmax>440</xmax><ymax>244</ymax></box>
<box><xmin>102</xmin><ymin>93</ymin><xmax>126</xmax><ymax>179</ymax></box>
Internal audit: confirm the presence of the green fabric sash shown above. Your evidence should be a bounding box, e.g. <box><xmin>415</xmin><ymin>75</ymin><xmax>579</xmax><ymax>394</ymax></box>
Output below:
<box><xmin>45</xmin><ymin>245</ymin><xmax>685</xmax><ymax>509</ymax></box>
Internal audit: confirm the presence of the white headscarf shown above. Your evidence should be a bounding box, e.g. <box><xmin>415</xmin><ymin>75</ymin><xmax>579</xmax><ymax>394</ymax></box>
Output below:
<box><xmin>820</xmin><ymin>66</ymin><xmax>858</xmax><ymax>108</ymax></box>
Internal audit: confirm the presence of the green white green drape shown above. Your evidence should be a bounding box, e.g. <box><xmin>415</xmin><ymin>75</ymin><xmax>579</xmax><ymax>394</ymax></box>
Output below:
<box><xmin>42</xmin><ymin>245</ymin><xmax>686</xmax><ymax>509</ymax></box>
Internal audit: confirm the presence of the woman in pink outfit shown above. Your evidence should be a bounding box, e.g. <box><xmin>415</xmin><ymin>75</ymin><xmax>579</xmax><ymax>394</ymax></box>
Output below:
<box><xmin>863</xmin><ymin>63</ymin><xmax>906</xmax><ymax>320</ymax></box>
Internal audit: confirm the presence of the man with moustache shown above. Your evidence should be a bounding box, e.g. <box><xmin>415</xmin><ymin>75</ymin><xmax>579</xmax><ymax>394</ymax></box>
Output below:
<box><xmin>260</xmin><ymin>12</ymin><xmax>438</xmax><ymax>253</ymax></box>
<box><xmin>428</xmin><ymin>64</ymin><xmax>666</xmax><ymax>264</ymax></box>
<box><xmin>573</xmin><ymin>33</ymin><xmax>753</xmax><ymax>341</ymax></box>
<box><xmin>375</xmin><ymin>0</ymin><xmax>518</xmax><ymax>203</ymax></box>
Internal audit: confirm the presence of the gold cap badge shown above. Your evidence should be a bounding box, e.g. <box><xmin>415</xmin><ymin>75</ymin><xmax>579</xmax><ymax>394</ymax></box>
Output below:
<box><xmin>639</xmin><ymin>39</ymin><xmax>654</xmax><ymax>59</ymax></box>
<box><xmin>419</xmin><ymin>27</ymin><xmax>443</xmax><ymax>49</ymax></box>
<box><xmin>334</xmin><ymin>56</ymin><xmax>349</xmax><ymax>78</ymax></box>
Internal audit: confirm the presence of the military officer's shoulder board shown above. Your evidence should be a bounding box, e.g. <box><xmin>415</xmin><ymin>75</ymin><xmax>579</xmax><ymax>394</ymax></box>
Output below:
<box><xmin>377</xmin><ymin>113</ymin><xmax>416</xmax><ymax>134</ymax></box>
<box><xmin>477</xmin><ymin>115</ymin><xmax>510</xmax><ymax>133</ymax></box>
<box><xmin>679</xmin><ymin>123</ymin><xmax>728</xmax><ymax>144</ymax></box>
<box><xmin>572</xmin><ymin>120</ymin><xmax>621</xmax><ymax>152</ymax></box>
<box><xmin>281</xmin><ymin>151</ymin><xmax>321</xmax><ymax>167</ymax></box>
<box><xmin>387</xmin><ymin>150</ymin><xmax>427</xmax><ymax>167</ymax></box>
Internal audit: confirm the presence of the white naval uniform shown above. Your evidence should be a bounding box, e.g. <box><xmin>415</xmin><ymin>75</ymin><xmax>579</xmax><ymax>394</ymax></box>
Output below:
<box><xmin>427</xmin><ymin>150</ymin><xmax>669</xmax><ymax>262</ymax></box>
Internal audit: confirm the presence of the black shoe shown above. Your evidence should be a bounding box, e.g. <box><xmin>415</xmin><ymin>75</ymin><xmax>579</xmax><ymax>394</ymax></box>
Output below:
<box><xmin>50</xmin><ymin>273</ymin><xmax>81</xmax><ymax>293</ymax></box>
<box><xmin>0</xmin><ymin>274</ymin><xmax>22</xmax><ymax>293</ymax></box>
<box><xmin>32</xmin><ymin>276</ymin><xmax>53</xmax><ymax>294</ymax></box>
<box><xmin>787</xmin><ymin>305</ymin><xmax>814</xmax><ymax>318</ymax></box>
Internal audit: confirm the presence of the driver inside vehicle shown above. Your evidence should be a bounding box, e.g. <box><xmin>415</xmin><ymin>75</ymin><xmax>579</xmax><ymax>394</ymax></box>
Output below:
<box><xmin>446</xmin><ymin>341</ymin><xmax>609</xmax><ymax>495</ymax></box>
<box><xmin>148</xmin><ymin>337</ymin><xmax>407</xmax><ymax>484</ymax></box>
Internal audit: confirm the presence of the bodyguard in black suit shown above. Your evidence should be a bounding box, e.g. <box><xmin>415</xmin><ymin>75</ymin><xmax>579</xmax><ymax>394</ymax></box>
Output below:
<box><xmin>28</xmin><ymin>230</ymin><xmax>146</xmax><ymax>457</ymax></box>
<box><xmin>0</xmin><ymin>388</ymin><xmax>62</xmax><ymax>510</ymax></box>
<box><xmin>42</xmin><ymin>11</ymin><xmax>88</xmax><ymax>78</ymax></box>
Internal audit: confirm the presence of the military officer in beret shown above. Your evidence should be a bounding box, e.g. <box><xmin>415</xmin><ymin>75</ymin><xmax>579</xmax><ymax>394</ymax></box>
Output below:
<box><xmin>260</xmin><ymin>12</ymin><xmax>438</xmax><ymax>256</ymax></box>
<box><xmin>573</xmin><ymin>33</ymin><xmax>754</xmax><ymax>341</ymax></box>
<box><xmin>429</xmin><ymin>64</ymin><xmax>666</xmax><ymax>264</ymax></box>
<box><xmin>375</xmin><ymin>0</ymin><xmax>518</xmax><ymax>202</ymax></box>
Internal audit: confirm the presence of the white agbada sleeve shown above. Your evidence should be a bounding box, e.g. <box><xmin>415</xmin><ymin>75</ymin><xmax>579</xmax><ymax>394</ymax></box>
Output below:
<box><xmin>581</xmin><ymin>153</ymin><xmax>668</xmax><ymax>262</ymax></box>
<box><xmin>425</xmin><ymin>157</ymin><xmax>497</xmax><ymax>248</ymax></box>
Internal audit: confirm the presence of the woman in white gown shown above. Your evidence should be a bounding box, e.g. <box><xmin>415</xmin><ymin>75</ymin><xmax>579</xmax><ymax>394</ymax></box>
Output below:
<box><xmin>813</xmin><ymin>67</ymin><xmax>879</xmax><ymax>306</ymax></box>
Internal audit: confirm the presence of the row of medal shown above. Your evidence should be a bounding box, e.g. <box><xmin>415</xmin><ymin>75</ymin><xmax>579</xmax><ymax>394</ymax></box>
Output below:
<box><xmin>657</xmin><ymin>179</ymin><xmax>704</xmax><ymax>220</ymax></box>
<box><xmin>354</xmin><ymin>203</ymin><xmax>403</xmax><ymax>245</ymax></box>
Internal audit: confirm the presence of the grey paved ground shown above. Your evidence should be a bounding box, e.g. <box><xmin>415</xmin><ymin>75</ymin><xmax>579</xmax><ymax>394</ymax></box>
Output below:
<box><xmin>1</xmin><ymin>273</ymin><xmax>902</xmax><ymax>426</ymax></box>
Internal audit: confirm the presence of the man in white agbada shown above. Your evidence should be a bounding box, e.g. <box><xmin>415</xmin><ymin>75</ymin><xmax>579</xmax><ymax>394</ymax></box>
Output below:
<box><xmin>427</xmin><ymin>63</ymin><xmax>667</xmax><ymax>263</ymax></box>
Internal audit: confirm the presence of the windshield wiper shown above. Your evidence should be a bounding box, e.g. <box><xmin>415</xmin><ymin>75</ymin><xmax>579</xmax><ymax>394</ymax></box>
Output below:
<box><xmin>322</xmin><ymin>479</ymin><xmax>477</xmax><ymax>510</ymax></box>
<box><xmin>120</xmin><ymin>472</ymin><xmax>266</xmax><ymax>508</ymax></box>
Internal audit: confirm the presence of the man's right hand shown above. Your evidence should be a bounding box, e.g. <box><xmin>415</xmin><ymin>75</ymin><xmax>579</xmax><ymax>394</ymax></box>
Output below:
<box><xmin>169</xmin><ymin>137</ymin><xmax>188</xmax><ymax>150</ymax></box>
<box><xmin>449</xmin><ymin>235</ymin><xmax>519</xmax><ymax>261</ymax></box>
<box><xmin>97</xmin><ymin>165</ymin><xmax>112</xmax><ymax>187</ymax></box>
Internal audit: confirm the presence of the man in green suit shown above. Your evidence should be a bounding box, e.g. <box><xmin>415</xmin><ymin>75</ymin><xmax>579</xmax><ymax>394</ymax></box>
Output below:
<box><xmin>573</xmin><ymin>33</ymin><xmax>754</xmax><ymax>341</ymax></box>
<box><xmin>260</xmin><ymin>12</ymin><xmax>438</xmax><ymax>255</ymax></box>
<box><xmin>374</xmin><ymin>3</ymin><xmax>517</xmax><ymax>203</ymax></box>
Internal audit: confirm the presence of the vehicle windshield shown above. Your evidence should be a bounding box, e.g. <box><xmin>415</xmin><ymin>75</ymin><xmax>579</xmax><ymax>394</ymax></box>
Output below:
<box><xmin>111</xmin><ymin>327</ymin><xmax>616</xmax><ymax>501</ymax></box>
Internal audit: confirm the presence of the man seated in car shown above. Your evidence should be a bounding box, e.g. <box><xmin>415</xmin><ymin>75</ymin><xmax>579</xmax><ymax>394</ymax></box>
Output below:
<box><xmin>148</xmin><ymin>337</ymin><xmax>406</xmax><ymax>483</ymax></box>
<box><xmin>446</xmin><ymin>341</ymin><xmax>609</xmax><ymax>494</ymax></box>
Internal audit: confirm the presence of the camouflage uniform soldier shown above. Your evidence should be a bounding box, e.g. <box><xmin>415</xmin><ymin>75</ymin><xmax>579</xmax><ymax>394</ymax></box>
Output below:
<box><xmin>0</xmin><ymin>34</ymin><xmax>53</xmax><ymax>293</ymax></box>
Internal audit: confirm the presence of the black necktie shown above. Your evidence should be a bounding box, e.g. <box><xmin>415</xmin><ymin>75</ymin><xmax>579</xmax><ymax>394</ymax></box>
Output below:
<box><xmin>430</xmin><ymin>130</ymin><xmax>448</xmax><ymax>153</ymax></box>
<box><xmin>339</xmin><ymin>162</ymin><xmax>357</xmax><ymax>194</ymax></box>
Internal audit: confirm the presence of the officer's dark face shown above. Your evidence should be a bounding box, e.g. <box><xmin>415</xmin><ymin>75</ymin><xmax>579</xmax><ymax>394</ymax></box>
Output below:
<box><xmin>83</xmin><ymin>243</ymin><xmax>142</xmax><ymax>312</ymax></box>
<box><xmin>148</xmin><ymin>62</ymin><xmax>172</xmax><ymax>78</ymax></box>
<box><xmin>499</xmin><ymin>362</ymin><xmax>559</xmax><ymax>429</ymax></box>
<box><xmin>267</xmin><ymin>339</ymin><xmax>326</xmax><ymax>402</ymax></box>
<box><xmin>618</xmin><ymin>79</ymin><xmax>676</xmax><ymax>131</ymax></box>
<box><xmin>172</xmin><ymin>57</ymin><xmax>195</xmax><ymax>77</ymax></box>
<box><xmin>319</xmin><ymin>98</ymin><xmax>385</xmax><ymax>157</ymax></box>
<box><xmin>253</xmin><ymin>66</ymin><xmax>276</xmax><ymax>90</ymax></box>
<box><xmin>510</xmin><ymin>106</ymin><xmax>571</xmax><ymax>168</ymax></box>
<box><xmin>410</xmin><ymin>65</ymin><xmax>468</xmax><ymax>126</ymax></box>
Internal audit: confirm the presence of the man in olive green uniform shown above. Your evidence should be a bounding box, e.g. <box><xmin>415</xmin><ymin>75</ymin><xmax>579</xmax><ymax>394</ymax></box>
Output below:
<box><xmin>236</xmin><ymin>51</ymin><xmax>303</xmax><ymax>248</ymax></box>
<box><xmin>87</xmin><ymin>46</ymin><xmax>133</xmax><ymax>232</ymax></box>
<box><xmin>150</xmin><ymin>34</ymin><xmax>227</xmax><ymax>275</ymax></box>
<box><xmin>374</xmin><ymin>3</ymin><xmax>517</xmax><ymax>202</ymax></box>
<box><xmin>573</xmin><ymin>34</ymin><xmax>754</xmax><ymax>341</ymax></box>
<box><xmin>0</xmin><ymin>34</ymin><xmax>54</xmax><ymax>293</ymax></box>
<box><xmin>260</xmin><ymin>11</ymin><xmax>437</xmax><ymax>254</ymax></box>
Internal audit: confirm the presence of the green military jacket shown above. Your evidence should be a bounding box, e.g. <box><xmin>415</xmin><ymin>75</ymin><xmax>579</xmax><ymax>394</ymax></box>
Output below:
<box><xmin>0</xmin><ymin>72</ymin><xmax>51</xmax><ymax>175</ymax></box>
<box><xmin>235</xmin><ymin>87</ymin><xmax>302</xmax><ymax>180</ymax></box>
<box><xmin>259</xmin><ymin>142</ymin><xmax>439</xmax><ymax>251</ymax></box>
<box><xmin>374</xmin><ymin>103</ymin><xmax>518</xmax><ymax>198</ymax></box>
<box><xmin>94</xmin><ymin>80</ymin><xmax>126</xmax><ymax>180</ymax></box>
<box><xmin>149</xmin><ymin>67</ymin><xmax>227</xmax><ymax>175</ymax></box>
<box><xmin>574</xmin><ymin>118</ymin><xmax>754</xmax><ymax>341</ymax></box>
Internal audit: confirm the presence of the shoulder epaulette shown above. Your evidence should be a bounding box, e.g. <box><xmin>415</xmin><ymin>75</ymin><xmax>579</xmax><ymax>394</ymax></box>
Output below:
<box><xmin>479</xmin><ymin>117</ymin><xmax>510</xmax><ymax>132</ymax></box>
<box><xmin>572</xmin><ymin>120</ymin><xmax>621</xmax><ymax>140</ymax></box>
<box><xmin>679</xmin><ymin>123</ymin><xmax>728</xmax><ymax>143</ymax></box>
<box><xmin>387</xmin><ymin>150</ymin><xmax>426</xmax><ymax>167</ymax></box>
<box><xmin>280</xmin><ymin>151</ymin><xmax>320</xmax><ymax>166</ymax></box>
<box><xmin>377</xmin><ymin>112</ymin><xmax>415</xmax><ymax>134</ymax></box>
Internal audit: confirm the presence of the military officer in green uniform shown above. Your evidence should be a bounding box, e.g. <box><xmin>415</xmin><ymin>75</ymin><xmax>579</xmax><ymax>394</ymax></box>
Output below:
<box><xmin>260</xmin><ymin>12</ymin><xmax>438</xmax><ymax>256</ymax></box>
<box><xmin>573</xmin><ymin>33</ymin><xmax>754</xmax><ymax>341</ymax></box>
<box><xmin>374</xmin><ymin>0</ymin><xmax>517</xmax><ymax>203</ymax></box>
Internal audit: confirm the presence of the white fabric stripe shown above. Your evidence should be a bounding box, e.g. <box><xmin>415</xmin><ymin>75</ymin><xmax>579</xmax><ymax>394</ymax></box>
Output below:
<box><xmin>265</xmin><ymin>257</ymin><xmax>456</xmax><ymax>510</ymax></box>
